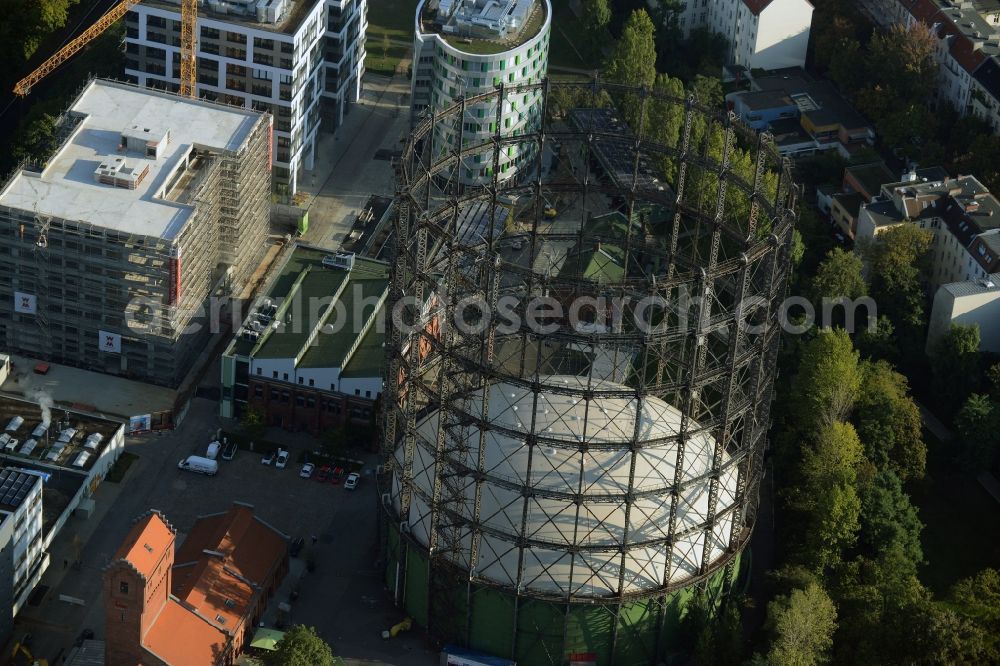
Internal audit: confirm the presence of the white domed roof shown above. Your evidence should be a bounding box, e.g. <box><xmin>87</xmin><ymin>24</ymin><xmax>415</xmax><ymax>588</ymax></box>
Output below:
<box><xmin>391</xmin><ymin>376</ymin><xmax>738</xmax><ymax>596</ymax></box>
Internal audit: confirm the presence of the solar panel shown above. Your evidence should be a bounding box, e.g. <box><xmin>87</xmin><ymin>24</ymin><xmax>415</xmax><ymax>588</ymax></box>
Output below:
<box><xmin>0</xmin><ymin>470</ymin><xmax>36</xmax><ymax>508</ymax></box>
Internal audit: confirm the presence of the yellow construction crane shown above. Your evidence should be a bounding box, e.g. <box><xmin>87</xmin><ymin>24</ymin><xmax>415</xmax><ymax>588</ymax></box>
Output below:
<box><xmin>13</xmin><ymin>0</ymin><xmax>198</xmax><ymax>98</ymax></box>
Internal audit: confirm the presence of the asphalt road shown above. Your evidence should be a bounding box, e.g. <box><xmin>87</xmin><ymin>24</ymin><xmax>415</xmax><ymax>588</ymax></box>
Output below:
<box><xmin>15</xmin><ymin>397</ymin><xmax>436</xmax><ymax>665</ymax></box>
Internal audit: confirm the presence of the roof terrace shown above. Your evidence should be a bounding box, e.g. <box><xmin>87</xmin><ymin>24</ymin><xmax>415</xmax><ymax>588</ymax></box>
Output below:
<box><xmin>419</xmin><ymin>0</ymin><xmax>548</xmax><ymax>55</ymax></box>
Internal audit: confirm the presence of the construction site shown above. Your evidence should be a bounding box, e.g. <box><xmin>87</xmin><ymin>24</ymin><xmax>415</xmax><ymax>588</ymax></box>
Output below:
<box><xmin>0</xmin><ymin>78</ymin><xmax>272</xmax><ymax>388</ymax></box>
<box><xmin>380</xmin><ymin>80</ymin><xmax>797</xmax><ymax>665</ymax></box>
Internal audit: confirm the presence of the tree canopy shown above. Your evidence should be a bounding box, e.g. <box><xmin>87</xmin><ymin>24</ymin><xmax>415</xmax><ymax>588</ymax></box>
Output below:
<box><xmin>929</xmin><ymin>324</ymin><xmax>982</xmax><ymax>416</ymax></box>
<box><xmin>766</xmin><ymin>582</ymin><xmax>838</xmax><ymax>666</ymax></box>
<box><xmin>263</xmin><ymin>626</ymin><xmax>334</xmax><ymax>666</ymax></box>
<box><xmin>791</xmin><ymin>329</ymin><xmax>862</xmax><ymax>431</ymax></box>
<box><xmin>852</xmin><ymin>360</ymin><xmax>925</xmax><ymax>482</ymax></box>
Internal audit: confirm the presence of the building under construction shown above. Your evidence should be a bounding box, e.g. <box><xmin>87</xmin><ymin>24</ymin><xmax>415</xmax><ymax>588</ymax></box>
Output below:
<box><xmin>381</xmin><ymin>80</ymin><xmax>797</xmax><ymax>665</ymax></box>
<box><xmin>0</xmin><ymin>79</ymin><xmax>271</xmax><ymax>387</ymax></box>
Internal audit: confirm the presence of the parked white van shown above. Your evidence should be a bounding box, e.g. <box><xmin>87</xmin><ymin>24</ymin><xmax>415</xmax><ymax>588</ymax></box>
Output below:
<box><xmin>177</xmin><ymin>455</ymin><xmax>218</xmax><ymax>476</ymax></box>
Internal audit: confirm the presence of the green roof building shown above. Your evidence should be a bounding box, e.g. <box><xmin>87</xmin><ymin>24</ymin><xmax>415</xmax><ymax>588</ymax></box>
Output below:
<box><xmin>220</xmin><ymin>244</ymin><xmax>388</xmax><ymax>433</ymax></box>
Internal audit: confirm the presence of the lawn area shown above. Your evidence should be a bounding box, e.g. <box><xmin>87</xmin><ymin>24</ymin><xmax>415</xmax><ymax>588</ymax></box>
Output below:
<box><xmin>367</xmin><ymin>0</ymin><xmax>419</xmax><ymax>40</ymax></box>
<box><xmin>365</xmin><ymin>41</ymin><xmax>409</xmax><ymax>76</ymax></box>
<box><xmin>547</xmin><ymin>0</ymin><xmax>605</xmax><ymax>71</ymax></box>
<box><xmin>909</xmin><ymin>428</ymin><xmax>1000</xmax><ymax>596</ymax></box>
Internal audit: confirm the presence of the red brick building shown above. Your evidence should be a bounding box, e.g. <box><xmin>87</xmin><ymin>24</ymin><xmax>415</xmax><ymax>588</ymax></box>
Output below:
<box><xmin>104</xmin><ymin>503</ymin><xmax>288</xmax><ymax>666</ymax></box>
<box><xmin>244</xmin><ymin>377</ymin><xmax>377</xmax><ymax>435</ymax></box>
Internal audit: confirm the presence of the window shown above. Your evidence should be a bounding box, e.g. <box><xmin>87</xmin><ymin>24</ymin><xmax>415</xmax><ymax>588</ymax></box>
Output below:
<box><xmin>256</xmin><ymin>367</ymin><xmax>262</xmax><ymax>375</ymax></box>
<box><xmin>355</xmin><ymin>389</ymin><xmax>361</xmax><ymax>396</ymax></box>
<box><xmin>120</xmin><ymin>581</ymin><xmax>129</xmax><ymax>595</ymax></box>
<box><xmin>254</xmin><ymin>385</ymin><xmax>263</xmax><ymax>397</ymax></box>
<box><xmin>298</xmin><ymin>377</ymin><xmax>304</xmax><ymax>385</ymax></box>
<box><xmin>309</xmin><ymin>378</ymin><xmax>315</xmax><ymax>387</ymax></box>
<box><xmin>365</xmin><ymin>390</ymin><xmax>371</xmax><ymax>398</ymax></box>
<box><xmin>283</xmin><ymin>373</ymin><xmax>289</xmax><ymax>381</ymax></box>
<box><xmin>272</xmin><ymin>370</ymin><xmax>278</xmax><ymax>378</ymax></box>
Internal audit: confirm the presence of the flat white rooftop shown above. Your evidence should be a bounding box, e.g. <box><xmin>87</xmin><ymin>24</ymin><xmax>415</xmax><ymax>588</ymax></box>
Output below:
<box><xmin>0</xmin><ymin>79</ymin><xmax>262</xmax><ymax>241</ymax></box>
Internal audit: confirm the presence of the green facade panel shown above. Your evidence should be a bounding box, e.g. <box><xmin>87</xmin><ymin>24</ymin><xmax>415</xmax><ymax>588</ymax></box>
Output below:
<box><xmin>385</xmin><ymin>524</ymin><xmax>741</xmax><ymax>666</ymax></box>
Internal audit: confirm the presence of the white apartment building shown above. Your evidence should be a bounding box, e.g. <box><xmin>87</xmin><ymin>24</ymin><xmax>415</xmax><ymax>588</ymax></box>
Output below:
<box><xmin>971</xmin><ymin>56</ymin><xmax>1000</xmax><ymax>132</ymax></box>
<box><xmin>125</xmin><ymin>0</ymin><xmax>367</xmax><ymax>196</ymax></box>
<box><xmin>410</xmin><ymin>0</ymin><xmax>551</xmax><ymax>185</ymax></box>
<box><xmin>862</xmin><ymin>0</ymin><xmax>1000</xmax><ymax>128</ymax></box>
<box><xmin>0</xmin><ymin>469</ymin><xmax>44</xmax><ymax>621</ymax></box>
<box><xmin>856</xmin><ymin>172</ymin><xmax>1000</xmax><ymax>292</ymax></box>
<box><xmin>675</xmin><ymin>0</ymin><xmax>813</xmax><ymax>71</ymax></box>
<box><xmin>927</xmin><ymin>273</ymin><xmax>1000</xmax><ymax>353</ymax></box>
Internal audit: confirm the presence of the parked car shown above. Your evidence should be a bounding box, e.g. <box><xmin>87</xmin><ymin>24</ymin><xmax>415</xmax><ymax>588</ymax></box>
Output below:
<box><xmin>316</xmin><ymin>465</ymin><xmax>331</xmax><ymax>482</ymax></box>
<box><xmin>275</xmin><ymin>449</ymin><xmax>289</xmax><ymax>469</ymax></box>
<box><xmin>221</xmin><ymin>441</ymin><xmax>238</xmax><ymax>461</ymax></box>
<box><xmin>178</xmin><ymin>456</ymin><xmax>218</xmax><ymax>476</ymax></box>
<box><xmin>330</xmin><ymin>466</ymin><xmax>345</xmax><ymax>484</ymax></box>
<box><xmin>299</xmin><ymin>462</ymin><xmax>315</xmax><ymax>479</ymax></box>
<box><xmin>261</xmin><ymin>450</ymin><xmax>275</xmax><ymax>465</ymax></box>
<box><xmin>344</xmin><ymin>472</ymin><xmax>360</xmax><ymax>490</ymax></box>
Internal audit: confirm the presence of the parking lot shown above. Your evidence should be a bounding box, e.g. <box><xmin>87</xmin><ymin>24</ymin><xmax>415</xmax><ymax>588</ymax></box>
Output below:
<box><xmin>14</xmin><ymin>397</ymin><xmax>435</xmax><ymax>666</ymax></box>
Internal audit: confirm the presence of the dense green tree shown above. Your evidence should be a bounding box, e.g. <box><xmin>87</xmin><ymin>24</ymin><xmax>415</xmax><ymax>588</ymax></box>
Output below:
<box><xmin>855</xmin><ymin>315</ymin><xmax>897</xmax><ymax>362</ymax></box>
<box><xmin>689</xmin><ymin>74</ymin><xmax>723</xmax><ymax>108</ymax></box>
<box><xmin>10</xmin><ymin>113</ymin><xmax>60</xmax><ymax>166</ymax></box>
<box><xmin>861</xmin><ymin>23</ymin><xmax>937</xmax><ymax>106</ymax></box>
<box><xmin>929</xmin><ymin>324</ymin><xmax>982</xmax><ymax>415</ymax></box>
<box><xmin>0</xmin><ymin>0</ymin><xmax>79</xmax><ymax>63</ymax></box>
<box><xmin>950</xmin><ymin>568</ymin><xmax>1000</xmax><ymax>657</ymax></box>
<box><xmin>240</xmin><ymin>407</ymin><xmax>267</xmax><ymax>441</ymax></box>
<box><xmin>657</xmin><ymin>27</ymin><xmax>728</xmax><ymax>82</ymax></box>
<box><xmin>858</xmin><ymin>470</ymin><xmax>923</xmax><ymax>565</ymax></box>
<box><xmin>581</xmin><ymin>0</ymin><xmax>611</xmax><ymax>42</ymax></box>
<box><xmin>989</xmin><ymin>362</ymin><xmax>1000</xmax><ymax>400</ymax></box>
<box><xmin>604</xmin><ymin>9</ymin><xmax>657</xmax><ymax>131</ymax></box>
<box><xmin>605</xmin><ymin>9</ymin><xmax>656</xmax><ymax>88</ymax></box>
<box><xmin>852</xmin><ymin>360</ymin><xmax>925</xmax><ymax>481</ymax></box>
<box><xmin>896</xmin><ymin>601</ymin><xmax>993</xmax><ymax>665</ymax></box>
<box><xmin>263</xmin><ymin>625</ymin><xmax>334</xmax><ymax>666</ymax></box>
<box><xmin>643</xmin><ymin>72</ymin><xmax>685</xmax><ymax>182</ymax></box>
<box><xmin>791</xmin><ymin>329</ymin><xmax>861</xmax><ymax>431</ymax></box>
<box><xmin>859</xmin><ymin>223</ymin><xmax>933</xmax><ymax>361</ymax></box>
<box><xmin>796</xmin><ymin>422</ymin><xmax>864</xmax><ymax>570</ymax></box>
<box><xmin>693</xmin><ymin>598</ymin><xmax>745</xmax><ymax>666</ymax></box>
<box><xmin>953</xmin><ymin>393</ymin><xmax>999</xmax><ymax>472</ymax></box>
<box><xmin>809</xmin><ymin>248</ymin><xmax>866</xmax><ymax>317</ymax></box>
<box><xmin>765</xmin><ymin>582</ymin><xmax>838</xmax><ymax>666</ymax></box>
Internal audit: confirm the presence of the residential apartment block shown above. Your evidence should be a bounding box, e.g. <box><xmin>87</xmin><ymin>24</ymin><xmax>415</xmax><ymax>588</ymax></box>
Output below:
<box><xmin>220</xmin><ymin>244</ymin><xmax>386</xmax><ymax>435</ymax></box>
<box><xmin>676</xmin><ymin>0</ymin><xmax>814</xmax><ymax>71</ymax></box>
<box><xmin>125</xmin><ymin>0</ymin><xmax>367</xmax><ymax>196</ymax></box>
<box><xmin>927</xmin><ymin>272</ymin><xmax>1000</xmax><ymax>353</ymax></box>
<box><xmin>861</xmin><ymin>0</ymin><xmax>1000</xmax><ymax>132</ymax></box>
<box><xmin>410</xmin><ymin>0</ymin><xmax>551</xmax><ymax>185</ymax></box>
<box><xmin>856</xmin><ymin>171</ymin><xmax>1000</xmax><ymax>290</ymax></box>
<box><xmin>0</xmin><ymin>79</ymin><xmax>271</xmax><ymax>388</ymax></box>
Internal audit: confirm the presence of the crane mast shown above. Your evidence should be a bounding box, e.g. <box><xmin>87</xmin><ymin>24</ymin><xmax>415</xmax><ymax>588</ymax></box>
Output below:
<box><xmin>13</xmin><ymin>0</ymin><xmax>197</xmax><ymax>98</ymax></box>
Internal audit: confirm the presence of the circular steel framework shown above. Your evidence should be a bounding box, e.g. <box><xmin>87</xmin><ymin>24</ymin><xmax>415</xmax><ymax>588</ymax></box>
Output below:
<box><xmin>380</xmin><ymin>79</ymin><xmax>797</xmax><ymax>664</ymax></box>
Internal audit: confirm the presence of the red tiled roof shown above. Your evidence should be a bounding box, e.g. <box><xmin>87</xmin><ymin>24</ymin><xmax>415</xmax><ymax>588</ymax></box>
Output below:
<box><xmin>742</xmin><ymin>0</ymin><xmax>774</xmax><ymax>14</ymax></box>
<box><xmin>175</xmin><ymin>504</ymin><xmax>286</xmax><ymax>586</ymax></box>
<box><xmin>172</xmin><ymin>505</ymin><xmax>287</xmax><ymax>634</ymax></box>
<box><xmin>904</xmin><ymin>0</ymin><xmax>941</xmax><ymax>24</ymax></box>
<box><xmin>935</xmin><ymin>19</ymin><xmax>988</xmax><ymax>74</ymax></box>
<box><xmin>143</xmin><ymin>600</ymin><xmax>228</xmax><ymax>665</ymax></box>
<box><xmin>113</xmin><ymin>511</ymin><xmax>174</xmax><ymax>580</ymax></box>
